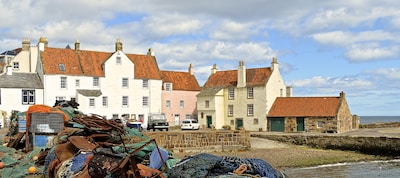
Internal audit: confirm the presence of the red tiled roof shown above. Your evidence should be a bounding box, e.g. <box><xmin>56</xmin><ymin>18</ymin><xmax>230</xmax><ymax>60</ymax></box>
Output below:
<box><xmin>161</xmin><ymin>70</ymin><xmax>201</xmax><ymax>91</ymax></box>
<box><xmin>268</xmin><ymin>96</ymin><xmax>341</xmax><ymax>117</ymax></box>
<box><xmin>203</xmin><ymin>68</ymin><xmax>271</xmax><ymax>88</ymax></box>
<box><xmin>41</xmin><ymin>47</ymin><xmax>162</xmax><ymax>79</ymax></box>
<box><xmin>126</xmin><ymin>54</ymin><xmax>162</xmax><ymax>80</ymax></box>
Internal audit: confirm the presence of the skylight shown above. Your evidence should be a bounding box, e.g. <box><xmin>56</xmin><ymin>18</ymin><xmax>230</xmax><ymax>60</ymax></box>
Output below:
<box><xmin>59</xmin><ymin>64</ymin><xmax>65</xmax><ymax>71</ymax></box>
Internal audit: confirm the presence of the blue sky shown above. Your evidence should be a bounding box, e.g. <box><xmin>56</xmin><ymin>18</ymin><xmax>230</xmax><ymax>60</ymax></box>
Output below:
<box><xmin>0</xmin><ymin>0</ymin><xmax>399</xmax><ymax>116</ymax></box>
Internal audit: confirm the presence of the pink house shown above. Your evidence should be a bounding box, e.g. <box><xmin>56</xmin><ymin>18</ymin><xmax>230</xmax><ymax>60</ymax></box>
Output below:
<box><xmin>161</xmin><ymin>64</ymin><xmax>201</xmax><ymax>126</ymax></box>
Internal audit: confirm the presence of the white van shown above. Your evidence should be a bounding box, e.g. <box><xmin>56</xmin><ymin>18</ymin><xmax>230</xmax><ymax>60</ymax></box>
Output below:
<box><xmin>181</xmin><ymin>119</ymin><xmax>200</xmax><ymax>130</ymax></box>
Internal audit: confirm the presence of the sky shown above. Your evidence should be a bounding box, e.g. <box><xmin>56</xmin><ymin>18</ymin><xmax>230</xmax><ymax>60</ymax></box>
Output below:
<box><xmin>0</xmin><ymin>0</ymin><xmax>399</xmax><ymax>116</ymax></box>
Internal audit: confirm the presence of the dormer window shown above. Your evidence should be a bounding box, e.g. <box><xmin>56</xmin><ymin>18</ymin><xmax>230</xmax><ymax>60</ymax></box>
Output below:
<box><xmin>165</xmin><ymin>83</ymin><xmax>172</xmax><ymax>91</ymax></box>
<box><xmin>59</xmin><ymin>64</ymin><xmax>65</xmax><ymax>71</ymax></box>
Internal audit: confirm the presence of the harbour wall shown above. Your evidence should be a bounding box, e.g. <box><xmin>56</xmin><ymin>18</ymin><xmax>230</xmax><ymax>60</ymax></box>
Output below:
<box><xmin>251</xmin><ymin>133</ymin><xmax>400</xmax><ymax>156</ymax></box>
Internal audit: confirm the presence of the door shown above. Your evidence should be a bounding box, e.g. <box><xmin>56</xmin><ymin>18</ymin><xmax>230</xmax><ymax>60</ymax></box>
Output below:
<box><xmin>296</xmin><ymin>117</ymin><xmax>305</xmax><ymax>132</ymax></box>
<box><xmin>174</xmin><ymin>114</ymin><xmax>180</xmax><ymax>126</ymax></box>
<box><xmin>270</xmin><ymin>118</ymin><xmax>285</xmax><ymax>132</ymax></box>
<box><xmin>236</xmin><ymin>118</ymin><xmax>243</xmax><ymax>130</ymax></box>
<box><xmin>206</xmin><ymin>116</ymin><xmax>212</xmax><ymax>128</ymax></box>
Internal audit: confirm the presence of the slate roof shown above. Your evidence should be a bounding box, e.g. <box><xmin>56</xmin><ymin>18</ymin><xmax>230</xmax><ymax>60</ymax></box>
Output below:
<box><xmin>203</xmin><ymin>68</ymin><xmax>272</xmax><ymax>88</ymax></box>
<box><xmin>40</xmin><ymin>47</ymin><xmax>162</xmax><ymax>80</ymax></box>
<box><xmin>0</xmin><ymin>72</ymin><xmax>43</xmax><ymax>89</ymax></box>
<box><xmin>76</xmin><ymin>89</ymin><xmax>102</xmax><ymax>97</ymax></box>
<box><xmin>196</xmin><ymin>87</ymin><xmax>223</xmax><ymax>97</ymax></box>
<box><xmin>160</xmin><ymin>70</ymin><xmax>201</xmax><ymax>91</ymax></box>
<box><xmin>267</xmin><ymin>96</ymin><xmax>342</xmax><ymax>117</ymax></box>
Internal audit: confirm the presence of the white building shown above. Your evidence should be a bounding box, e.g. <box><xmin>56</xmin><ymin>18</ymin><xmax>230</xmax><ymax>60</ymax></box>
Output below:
<box><xmin>0</xmin><ymin>38</ymin><xmax>163</xmax><ymax>128</ymax></box>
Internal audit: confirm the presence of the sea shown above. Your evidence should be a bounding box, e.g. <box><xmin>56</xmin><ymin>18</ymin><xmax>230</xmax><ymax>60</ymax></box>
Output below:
<box><xmin>283</xmin><ymin>116</ymin><xmax>400</xmax><ymax>178</ymax></box>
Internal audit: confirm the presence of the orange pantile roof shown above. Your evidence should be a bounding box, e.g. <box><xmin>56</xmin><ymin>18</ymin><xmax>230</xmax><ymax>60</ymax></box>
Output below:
<box><xmin>41</xmin><ymin>47</ymin><xmax>162</xmax><ymax>79</ymax></box>
<box><xmin>268</xmin><ymin>96</ymin><xmax>342</xmax><ymax>117</ymax></box>
<box><xmin>203</xmin><ymin>68</ymin><xmax>272</xmax><ymax>88</ymax></box>
<box><xmin>161</xmin><ymin>70</ymin><xmax>201</xmax><ymax>91</ymax></box>
<box><xmin>126</xmin><ymin>54</ymin><xmax>162</xmax><ymax>80</ymax></box>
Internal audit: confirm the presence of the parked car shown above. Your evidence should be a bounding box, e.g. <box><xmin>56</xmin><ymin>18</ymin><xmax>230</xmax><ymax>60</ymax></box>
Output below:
<box><xmin>181</xmin><ymin>119</ymin><xmax>200</xmax><ymax>130</ymax></box>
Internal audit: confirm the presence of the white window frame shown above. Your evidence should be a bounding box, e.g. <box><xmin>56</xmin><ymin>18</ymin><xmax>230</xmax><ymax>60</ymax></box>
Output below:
<box><xmin>75</xmin><ymin>79</ymin><xmax>80</xmax><ymax>87</ymax></box>
<box><xmin>228</xmin><ymin>105</ymin><xmax>233</xmax><ymax>116</ymax></box>
<box><xmin>102</xmin><ymin>96</ymin><xmax>108</xmax><ymax>107</ymax></box>
<box><xmin>122</xmin><ymin>96</ymin><xmax>128</xmax><ymax>107</ymax></box>
<box><xmin>247</xmin><ymin>104</ymin><xmax>254</xmax><ymax>116</ymax></box>
<box><xmin>13</xmin><ymin>62</ymin><xmax>19</xmax><ymax>70</ymax></box>
<box><xmin>247</xmin><ymin>87</ymin><xmax>254</xmax><ymax>99</ymax></box>
<box><xmin>60</xmin><ymin>77</ymin><xmax>67</xmax><ymax>89</ymax></box>
<box><xmin>93</xmin><ymin>77</ymin><xmax>99</xmax><ymax>87</ymax></box>
<box><xmin>228</xmin><ymin>88</ymin><xmax>234</xmax><ymax>100</ymax></box>
<box><xmin>317</xmin><ymin>121</ymin><xmax>323</xmax><ymax>128</ymax></box>
<box><xmin>205</xmin><ymin>100</ymin><xmax>210</xmax><ymax>108</ymax></box>
<box><xmin>165</xmin><ymin>83</ymin><xmax>172</xmax><ymax>92</ymax></box>
<box><xmin>122</xmin><ymin>78</ymin><xmax>129</xmax><ymax>88</ymax></box>
<box><xmin>180</xmin><ymin>100</ymin><xmax>184</xmax><ymax>108</ymax></box>
<box><xmin>143</xmin><ymin>79</ymin><xmax>149</xmax><ymax>88</ymax></box>
<box><xmin>143</xmin><ymin>96</ymin><xmax>148</xmax><ymax>107</ymax></box>
<box><xmin>166</xmin><ymin>100</ymin><xmax>171</xmax><ymax>109</ymax></box>
<box><xmin>89</xmin><ymin>98</ymin><xmax>95</xmax><ymax>107</ymax></box>
<box><xmin>22</xmin><ymin>90</ymin><xmax>35</xmax><ymax>105</ymax></box>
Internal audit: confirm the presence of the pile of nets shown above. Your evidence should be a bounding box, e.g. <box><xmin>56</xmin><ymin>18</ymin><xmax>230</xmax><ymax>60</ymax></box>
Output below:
<box><xmin>167</xmin><ymin>153</ymin><xmax>281</xmax><ymax>178</ymax></box>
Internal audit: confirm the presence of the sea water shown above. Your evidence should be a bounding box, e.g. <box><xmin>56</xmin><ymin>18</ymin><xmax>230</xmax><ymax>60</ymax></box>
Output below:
<box><xmin>360</xmin><ymin>116</ymin><xmax>400</xmax><ymax>124</ymax></box>
<box><xmin>283</xmin><ymin>116</ymin><xmax>400</xmax><ymax>178</ymax></box>
<box><xmin>283</xmin><ymin>160</ymin><xmax>400</xmax><ymax>178</ymax></box>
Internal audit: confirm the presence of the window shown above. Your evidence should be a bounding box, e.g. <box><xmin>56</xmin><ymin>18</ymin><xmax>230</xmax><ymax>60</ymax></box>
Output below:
<box><xmin>186</xmin><ymin>114</ymin><xmax>192</xmax><ymax>120</ymax></box>
<box><xmin>230</xmin><ymin>120</ymin><xmax>234</xmax><ymax>125</ymax></box>
<box><xmin>22</xmin><ymin>90</ymin><xmax>35</xmax><ymax>105</ymax></box>
<box><xmin>102</xmin><ymin>96</ymin><xmax>108</xmax><ymax>107</ymax></box>
<box><xmin>116</xmin><ymin>56</ymin><xmax>121</xmax><ymax>64</ymax></box>
<box><xmin>165</xmin><ymin>83</ymin><xmax>172</xmax><ymax>91</ymax></box>
<box><xmin>205</xmin><ymin>100</ymin><xmax>209</xmax><ymax>108</ymax></box>
<box><xmin>166</xmin><ymin>100</ymin><xmax>171</xmax><ymax>108</ymax></box>
<box><xmin>247</xmin><ymin>87</ymin><xmax>254</xmax><ymax>99</ymax></box>
<box><xmin>89</xmin><ymin>98</ymin><xmax>95</xmax><ymax>107</ymax></box>
<box><xmin>13</xmin><ymin>62</ymin><xmax>19</xmax><ymax>70</ymax></box>
<box><xmin>247</xmin><ymin>104</ymin><xmax>254</xmax><ymax>116</ymax></box>
<box><xmin>60</xmin><ymin>77</ymin><xmax>67</xmax><ymax>89</ymax></box>
<box><xmin>75</xmin><ymin>79</ymin><xmax>80</xmax><ymax>87</ymax></box>
<box><xmin>280</xmin><ymin>89</ymin><xmax>283</xmax><ymax>97</ymax></box>
<box><xmin>122</xmin><ymin>96</ymin><xmax>128</xmax><ymax>107</ymax></box>
<box><xmin>143</xmin><ymin>80</ymin><xmax>148</xmax><ymax>88</ymax></box>
<box><xmin>317</xmin><ymin>121</ymin><xmax>323</xmax><ymax>128</ymax></box>
<box><xmin>180</xmin><ymin>100</ymin><xmax>184</xmax><ymax>108</ymax></box>
<box><xmin>143</xmin><ymin>96</ymin><xmax>148</xmax><ymax>107</ymax></box>
<box><xmin>122</xmin><ymin>78</ymin><xmax>129</xmax><ymax>88</ymax></box>
<box><xmin>228</xmin><ymin>88</ymin><xmax>234</xmax><ymax>100</ymax></box>
<box><xmin>228</xmin><ymin>105</ymin><xmax>233</xmax><ymax>116</ymax></box>
<box><xmin>93</xmin><ymin>77</ymin><xmax>99</xmax><ymax>87</ymax></box>
<box><xmin>59</xmin><ymin>64</ymin><xmax>65</xmax><ymax>71</ymax></box>
<box><xmin>56</xmin><ymin>96</ymin><xmax>66</xmax><ymax>101</ymax></box>
<box><xmin>254</xmin><ymin>118</ymin><xmax>259</xmax><ymax>124</ymax></box>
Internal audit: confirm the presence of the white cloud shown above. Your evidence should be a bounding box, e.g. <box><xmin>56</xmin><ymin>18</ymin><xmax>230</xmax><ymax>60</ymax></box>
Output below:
<box><xmin>345</xmin><ymin>44</ymin><xmax>399</xmax><ymax>61</ymax></box>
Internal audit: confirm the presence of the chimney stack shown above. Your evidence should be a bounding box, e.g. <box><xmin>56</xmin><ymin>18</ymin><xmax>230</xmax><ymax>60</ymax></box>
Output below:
<box><xmin>38</xmin><ymin>37</ymin><xmax>48</xmax><ymax>51</ymax></box>
<box><xmin>188</xmin><ymin>63</ymin><xmax>194</xmax><ymax>75</ymax></box>
<box><xmin>211</xmin><ymin>64</ymin><xmax>218</xmax><ymax>75</ymax></box>
<box><xmin>75</xmin><ymin>39</ymin><xmax>80</xmax><ymax>51</ymax></box>
<box><xmin>22</xmin><ymin>38</ymin><xmax>30</xmax><ymax>51</ymax></box>
<box><xmin>286</xmin><ymin>86</ymin><xmax>292</xmax><ymax>97</ymax></box>
<box><xmin>6</xmin><ymin>66</ymin><xmax>12</xmax><ymax>75</ymax></box>
<box><xmin>271</xmin><ymin>57</ymin><xmax>278</xmax><ymax>71</ymax></box>
<box><xmin>147</xmin><ymin>48</ymin><xmax>155</xmax><ymax>56</ymax></box>
<box><xmin>115</xmin><ymin>38</ymin><xmax>123</xmax><ymax>51</ymax></box>
<box><xmin>237</xmin><ymin>60</ymin><xmax>246</xmax><ymax>88</ymax></box>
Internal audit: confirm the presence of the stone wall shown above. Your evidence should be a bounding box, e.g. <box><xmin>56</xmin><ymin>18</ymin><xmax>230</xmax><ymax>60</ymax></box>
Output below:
<box><xmin>252</xmin><ymin>134</ymin><xmax>400</xmax><ymax>156</ymax></box>
<box><xmin>360</xmin><ymin>122</ymin><xmax>400</xmax><ymax>128</ymax></box>
<box><xmin>145</xmin><ymin>130</ymin><xmax>251</xmax><ymax>153</ymax></box>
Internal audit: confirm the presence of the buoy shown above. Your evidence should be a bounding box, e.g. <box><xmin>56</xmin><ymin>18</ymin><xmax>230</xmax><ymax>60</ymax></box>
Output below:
<box><xmin>28</xmin><ymin>166</ymin><xmax>37</xmax><ymax>174</ymax></box>
<box><xmin>0</xmin><ymin>162</ymin><xmax>5</xmax><ymax>169</ymax></box>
